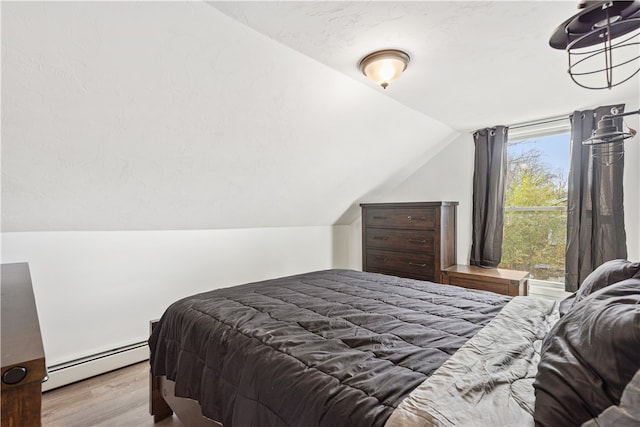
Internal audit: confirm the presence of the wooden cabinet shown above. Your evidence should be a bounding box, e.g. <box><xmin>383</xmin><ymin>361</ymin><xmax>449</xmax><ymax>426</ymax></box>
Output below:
<box><xmin>441</xmin><ymin>264</ymin><xmax>529</xmax><ymax>296</ymax></box>
<box><xmin>361</xmin><ymin>202</ymin><xmax>457</xmax><ymax>283</ymax></box>
<box><xmin>1</xmin><ymin>263</ymin><xmax>46</xmax><ymax>427</ymax></box>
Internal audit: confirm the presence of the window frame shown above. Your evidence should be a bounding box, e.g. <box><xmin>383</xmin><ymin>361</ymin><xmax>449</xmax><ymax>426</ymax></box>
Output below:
<box><xmin>505</xmin><ymin>117</ymin><xmax>572</xmax><ymax>295</ymax></box>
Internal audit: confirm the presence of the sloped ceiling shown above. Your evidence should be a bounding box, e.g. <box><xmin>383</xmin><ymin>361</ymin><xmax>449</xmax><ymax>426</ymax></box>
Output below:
<box><xmin>211</xmin><ymin>1</ymin><xmax>639</xmax><ymax>130</ymax></box>
<box><xmin>2</xmin><ymin>1</ymin><xmax>638</xmax><ymax>232</ymax></box>
<box><xmin>1</xmin><ymin>2</ymin><xmax>454</xmax><ymax>231</ymax></box>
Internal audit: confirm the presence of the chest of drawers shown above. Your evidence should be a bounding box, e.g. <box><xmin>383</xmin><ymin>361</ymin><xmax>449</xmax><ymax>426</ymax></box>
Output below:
<box><xmin>361</xmin><ymin>202</ymin><xmax>457</xmax><ymax>283</ymax></box>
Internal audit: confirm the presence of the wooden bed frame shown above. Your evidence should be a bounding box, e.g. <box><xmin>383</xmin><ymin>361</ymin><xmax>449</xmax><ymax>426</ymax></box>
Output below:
<box><xmin>149</xmin><ymin>373</ymin><xmax>221</xmax><ymax>426</ymax></box>
<box><xmin>149</xmin><ymin>320</ymin><xmax>221</xmax><ymax>426</ymax></box>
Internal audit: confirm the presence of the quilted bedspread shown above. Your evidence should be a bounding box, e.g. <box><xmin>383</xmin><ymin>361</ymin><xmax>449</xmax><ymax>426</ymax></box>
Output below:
<box><xmin>386</xmin><ymin>296</ymin><xmax>559</xmax><ymax>427</ymax></box>
<box><xmin>149</xmin><ymin>269</ymin><xmax>509</xmax><ymax>427</ymax></box>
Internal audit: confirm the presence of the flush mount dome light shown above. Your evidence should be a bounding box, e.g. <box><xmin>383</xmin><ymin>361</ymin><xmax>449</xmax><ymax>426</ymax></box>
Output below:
<box><xmin>359</xmin><ymin>49</ymin><xmax>410</xmax><ymax>89</ymax></box>
<box><xmin>549</xmin><ymin>1</ymin><xmax>640</xmax><ymax>90</ymax></box>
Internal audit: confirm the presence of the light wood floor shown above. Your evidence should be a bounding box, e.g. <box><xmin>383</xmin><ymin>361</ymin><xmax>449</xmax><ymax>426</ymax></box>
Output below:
<box><xmin>42</xmin><ymin>362</ymin><xmax>182</xmax><ymax>427</ymax></box>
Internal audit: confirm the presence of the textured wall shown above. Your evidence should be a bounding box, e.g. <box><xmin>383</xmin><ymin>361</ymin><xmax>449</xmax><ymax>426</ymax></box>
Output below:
<box><xmin>1</xmin><ymin>227</ymin><xmax>346</xmax><ymax>365</ymax></box>
<box><xmin>1</xmin><ymin>2</ymin><xmax>455</xmax><ymax>232</ymax></box>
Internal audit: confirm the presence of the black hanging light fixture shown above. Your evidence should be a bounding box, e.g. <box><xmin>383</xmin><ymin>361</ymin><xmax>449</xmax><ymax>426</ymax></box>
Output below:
<box><xmin>549</xmin><ymin>1</ymin><xmax>640</xmax><ymax>90</ymax></box>
<box><xmin>582</xmin><ymin>107</ymin><xmax>639</xmax><ymax>165</ymax></box>
<box><xmin>583</xmin><ymin>107</ymin><xmax>639</xmax><ymax>145</ymax></box>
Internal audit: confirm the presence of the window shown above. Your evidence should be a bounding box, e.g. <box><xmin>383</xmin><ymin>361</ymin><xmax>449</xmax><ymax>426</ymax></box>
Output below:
<box><xmin>500</xmin><ymin>125</ymin><xmax>571</xmax><ymax>287</ymax></box>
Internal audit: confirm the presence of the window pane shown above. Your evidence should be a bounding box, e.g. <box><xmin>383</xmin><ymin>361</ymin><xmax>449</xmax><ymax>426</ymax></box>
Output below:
<box><xmin>500</xmin><ymin>132</ymin><xmax>570</xmax><ymax>284</ymax></box>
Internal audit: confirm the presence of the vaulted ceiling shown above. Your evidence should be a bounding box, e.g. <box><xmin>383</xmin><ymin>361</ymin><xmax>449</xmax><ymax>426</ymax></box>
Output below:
<box><xmin>211</xmin><ymin>1</ymin><xmax>638</xmax><ymax>130</ymax></box>
<box><xmin>2</xmin><ymin>1</ymin><xmax>638</xmax><ymax>232</ymax></box>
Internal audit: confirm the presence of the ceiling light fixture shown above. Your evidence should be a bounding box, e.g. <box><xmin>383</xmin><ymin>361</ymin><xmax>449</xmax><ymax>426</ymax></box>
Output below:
<box><xmin>549</xmin><ymin>1</ymin><xmax>640</xmax><ymax>90</ymax></box>
<box><xmin>582</xmin><ymin>107</ymin><xmax>639</xmax><ymax>145</ymax></box>
<box><xmin>359</xmin><ymin>49</ymin><xmax>410</xmax><ymax>89</ymax></box>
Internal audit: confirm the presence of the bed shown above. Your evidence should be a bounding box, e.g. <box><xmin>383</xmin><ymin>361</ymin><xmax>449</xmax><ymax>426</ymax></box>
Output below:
<box><xmin>149</xmin><ymin>265</ymin><xmax>640</xmax><ymax>427</ymax></box>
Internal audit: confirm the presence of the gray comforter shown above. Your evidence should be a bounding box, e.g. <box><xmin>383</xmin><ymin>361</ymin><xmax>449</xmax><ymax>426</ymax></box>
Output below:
<box><xmin>149</xmin><ymin>269</ymin><xmax>509</xmax><ymax>427</ymax></box>
<box><xmin>386</xmin><ymin>296</ymin><xmax>559</xmax><ymax>427</ymax></box>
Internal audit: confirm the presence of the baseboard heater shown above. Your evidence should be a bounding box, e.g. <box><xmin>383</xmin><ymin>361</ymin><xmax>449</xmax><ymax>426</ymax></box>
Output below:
<box><xmin>42</xmin><ymin>341</ymin><xmax>149</xmax><ymax>392</ymax></box>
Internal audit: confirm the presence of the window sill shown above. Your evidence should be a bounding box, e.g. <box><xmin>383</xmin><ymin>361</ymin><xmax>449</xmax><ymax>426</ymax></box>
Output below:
<box><xmin>528</xmin><ymin>279</ymin><xmax>571</xmax><ymax>300</ymax></box>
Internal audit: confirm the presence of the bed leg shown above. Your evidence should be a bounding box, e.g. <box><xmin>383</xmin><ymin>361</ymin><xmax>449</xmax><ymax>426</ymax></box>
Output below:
<box><xmin>149</xmin><ymin>320</ymin><xmax>173</xmax><ymax>423</ymax></box>
<box><xmin>150</xmin><ymin>371</ymin><xmax>173</xmax><ymax>422</ymax></box>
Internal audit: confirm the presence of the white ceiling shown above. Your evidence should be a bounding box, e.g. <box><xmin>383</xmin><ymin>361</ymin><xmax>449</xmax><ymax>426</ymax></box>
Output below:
<box><xmin>211</xmin><ymin>1</ymin><xmax>639</xmax><ymax>131</ymax></box>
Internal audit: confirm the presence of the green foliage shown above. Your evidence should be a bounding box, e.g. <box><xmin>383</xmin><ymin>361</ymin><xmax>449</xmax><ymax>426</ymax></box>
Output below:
<box><xmin>500</xmin><ymin>147</ymin><xmax>567</xmax><ymax>282</ymax></box>
<box><xmin>501</xmin><ymin>211</ymin><xmax>567</xmax><ymax>281</ymax></box>
<box><xmin>506</xmin><ymin>171</ymin><xmax>563</xmax><ymax>207</ymax></box>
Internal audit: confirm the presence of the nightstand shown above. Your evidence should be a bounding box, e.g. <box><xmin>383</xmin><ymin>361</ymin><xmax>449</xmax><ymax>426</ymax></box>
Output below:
<box><xmin>441</xmin><ymin>264</ymin><xmax>530</xmax><ymax>296</ymax></box>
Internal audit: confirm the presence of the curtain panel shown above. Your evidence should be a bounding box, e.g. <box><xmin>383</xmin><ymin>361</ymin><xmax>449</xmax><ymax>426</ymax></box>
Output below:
<box><xmin>565</xmin><ymin>104</ymin><xmax>628</xmax><ymax>292</ymax></box>
<box><xmin>470</xmin><ymin>126</ymin><xmax>508</xmax><ymax>268</ymax></box>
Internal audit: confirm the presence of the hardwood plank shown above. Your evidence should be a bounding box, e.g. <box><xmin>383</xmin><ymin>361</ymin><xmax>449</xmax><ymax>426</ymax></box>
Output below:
<box><xmin>42</xmin><ymin>362</ymin><xmax>181</xmax><ymax>427</ymax></box>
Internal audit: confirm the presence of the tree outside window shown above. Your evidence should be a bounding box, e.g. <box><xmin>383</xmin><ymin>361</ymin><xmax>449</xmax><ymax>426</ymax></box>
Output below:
<box><xmin>500</xmin><ymin>133</ymin><xmax>570</xmax><ymax>284</ymax></box>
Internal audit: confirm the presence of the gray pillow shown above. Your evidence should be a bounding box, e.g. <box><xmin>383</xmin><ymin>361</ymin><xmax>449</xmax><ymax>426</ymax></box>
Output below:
<box><xmin>534</xmin><ymin>278</ymin><xmax>640</xmax><ymax>426</ymax></box>
<box><xmin>558</xmin><ymin>259</ymin><xmax>640</xmax><ymax>317</ymax></box>
<box><xmin>581</xmin><ymin>368</ymin><xmax>640</xmax><ymax>427</ymax></box>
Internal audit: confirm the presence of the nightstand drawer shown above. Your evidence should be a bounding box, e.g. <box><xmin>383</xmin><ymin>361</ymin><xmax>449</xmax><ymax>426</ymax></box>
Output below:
<box><xmin>366</xmin><ymin>249</ymin><xmax>435</xmax><ymax>280</ymax></box>
<box><xmin>365</xmin><ymin>229</ymin><xmax>435</xmax><ymax>253</ymax></box>
<box><xmin>441</xmin><ymin>265</ymin><xmax>529</xmax><ymax>296</ymax></box>
<box><xmin>445</xmin><ymin>274</ymin><xmax>511</xmax><ymax>295</ymax></box>
<box><xmin>364</xmin><ymin>208</ymin><xmax>435</xmax><ymax>230</ymax></box>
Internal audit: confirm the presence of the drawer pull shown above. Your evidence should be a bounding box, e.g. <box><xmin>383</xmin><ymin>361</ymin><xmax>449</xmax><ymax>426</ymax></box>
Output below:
<box><xmin>409</xmin><ymin>262</ymin><xmax>427</xmax><ymax>267</ymax></box>
<box><xmin>372</xmin><ymin>236</ymin><xmax>388</xmax><ymax>240</ymax></box>
<box><xmin>407</xmin><ymin>216</ymin><xmax>426</xmax><ymax>221</ymax></box>
<box><xmin>373</xmin><ymin>216</ymin><xmax>388</xmax><ymax>220</ymax></box>
<box><xmin>408</xmin><ymin>239</ymin><xmax>426</xmax><ymax>244</ymax></box>
<box><xmin>2</xmin><ymin>366</ymin><xmax>27</xmax><ymax>385</ymax></box>
<box><xmin>374</xmin><ymin>256</ymin><xmax>387</xmax><ymax>261</ymax></box>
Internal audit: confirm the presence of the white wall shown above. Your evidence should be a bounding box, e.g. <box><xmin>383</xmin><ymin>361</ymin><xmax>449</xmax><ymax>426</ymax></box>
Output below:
<box><xmin>346</xmin><ymin>217</ymin><xmax>363</xmax><ymax>271</ymax></box>
<box><xmin>1</xmin><ymin>226</ymin><xmax>347</xmax><ymax>366</ymax></box>
<box><xmin>345</xmin><ymin>135</ymin><xmax>474</xmax><ymax>268</ymax></box>
<box><xmin>1</xmin><ymin>1</ymin><xmax>454</xmax><ymax>232</ymax></box>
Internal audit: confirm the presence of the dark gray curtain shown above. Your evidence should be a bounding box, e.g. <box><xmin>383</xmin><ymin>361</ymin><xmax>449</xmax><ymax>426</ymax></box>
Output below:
<box><xmin>470</xmin><ymin>126</ymin><xmax>508</xmax><ymax>268</ymax></box>
<box><xmin>565</xmin><ymin>104</ymin><xmax>627</xmax><ymax>292</ymax></box>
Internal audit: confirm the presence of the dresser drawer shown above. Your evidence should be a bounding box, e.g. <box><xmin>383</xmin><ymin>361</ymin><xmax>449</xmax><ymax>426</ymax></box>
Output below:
<box><xmin>364</xmin><ymin>208</ymin><xmax>435</xmax><ymax>230</ymax></box>
<box><xmin>366</xmin><ymin>249</ymin><xmax>435</xmax><ymax>280</ymax></box>
<box><xmin>366</xmin><ymin>229</ymin><xmax>435</xmax><ymax>253</ymax></box>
